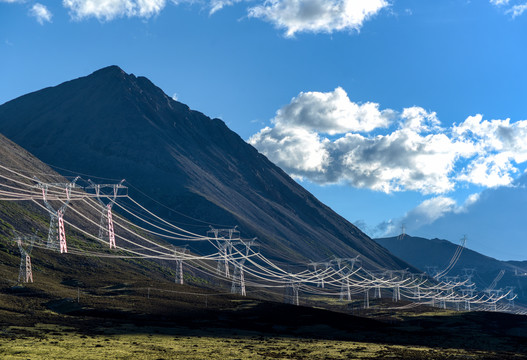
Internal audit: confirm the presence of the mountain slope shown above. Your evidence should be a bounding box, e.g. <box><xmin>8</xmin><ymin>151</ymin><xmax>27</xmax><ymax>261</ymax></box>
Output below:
<box><xmin>375</xmin><ymin>235</ymin><xmax>527</xmax><ymax>303</ymax></box>
<box><xmin>0</xmin><ymin>66</ymin><xmax>407</xmax><ymax>270</ymax></box>
<box><xmin>0</xmin><ymin>131</ymin><xmax>190</xmax><ymax>294</ymax></box>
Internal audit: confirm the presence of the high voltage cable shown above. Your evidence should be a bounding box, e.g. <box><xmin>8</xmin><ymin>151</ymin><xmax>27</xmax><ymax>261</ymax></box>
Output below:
<box><xmin>0</xmin><ymin>163</ymin><xmax>515</xmax><ymax>310</ymax></box>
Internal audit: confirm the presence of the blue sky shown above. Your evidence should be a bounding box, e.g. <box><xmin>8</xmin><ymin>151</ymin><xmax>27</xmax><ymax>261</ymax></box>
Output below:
<box><xmin>2</xmin><ymin>0</ymin><xmax>527</xmax><ymax>260</ymax></box>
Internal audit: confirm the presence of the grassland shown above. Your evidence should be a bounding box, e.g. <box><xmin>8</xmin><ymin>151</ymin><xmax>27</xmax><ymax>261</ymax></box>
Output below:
<box><xmin>2</xmin><ymin>322</ymin><xmax>522</xmax><ymax>360</ymax></box>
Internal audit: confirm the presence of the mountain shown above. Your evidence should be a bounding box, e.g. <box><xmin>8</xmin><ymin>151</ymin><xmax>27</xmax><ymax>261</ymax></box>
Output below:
<box><xmin>0</xmin><ymin>65</ymin><xmax>408</xmax><ymax>270</ymax></box>
<box><xmin>375</xmin><ymin>235</ymin><xmax>527</xmax><ymax>303</ymax></box>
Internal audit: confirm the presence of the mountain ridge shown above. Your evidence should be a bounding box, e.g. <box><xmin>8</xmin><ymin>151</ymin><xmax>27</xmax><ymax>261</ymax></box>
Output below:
<box><xmin>375</xmin><ymin>235</ymin><xmax>527</xmax><ymax>303</ymax></box>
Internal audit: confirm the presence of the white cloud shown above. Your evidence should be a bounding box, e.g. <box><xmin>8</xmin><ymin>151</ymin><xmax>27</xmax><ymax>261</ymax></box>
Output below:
<box><xmin>463</xmin><ymin>192</ymin><xmax>481</xmax><ymax>208</ymax></box>
<box><xmin>507</xmin><ymin>3</ymin><xmax>527</xmax><ymax>17</ymax></box>
<box><xmin>490</xmin><ymin>0</ymin><xmax>510</xmax><ymax>5</ymax></box>
<box><xmin>249</xmin><ymin>126</ymin><xmax>330</xmax><ymax>173</ymax></box>
<box><xmin>378</xmin><ymin>192</ymin><xmax>482</xmax><ymax>237</ymax></box>
<box><xmin>249</xmin><ymin>88</ymin><xmax>527</xmax><ymax>194</ymax></box>
<box><xmin>399</xmin><ymin>106</ymin><xmax>440</xmax><ymax>133</ymax></box>
<box><xmin>209</xmin><ymin>0</ymin><xmax>244</xmax><ymax>14</ymax></box>
<box><xmin>457</xmin><ymin>153</ymin><xmax>517</xmax><ymax>187</ymax></box>
<box><xmin>248</xmin><ymin>0</ymin><xmax>389</xmax><ymax>37</ymax></box>
<box><xmin>63</xmin><ymin>0</ymin><xmax>166</xmax><ymax>20</ymax></box>
<box><xmin>490</xmin><ymin>0</ymin><xmax>527</xmax><ymax>18</ymax></box>
<box><xmin>172</xmin><ymin>93</ymin><xmax>178</xmax><ymax>101</ymax></box>
<box><xmin>250</xmin><ymin>109</ymin><xmax>464</xmax><ymax>194</ymax></box>
<box><xmin>404</xmin><ymin>196</ymin><xmax>457</xmax><ymax>227</ymax></box>
<box><xmin>5</xmin><ymin>0</ymin><xmax>386</xmax><ymax>34</ymax></box>
<box><xmin>273</xmin><ymin>87</ymin><xmax>394</xmax><ymax>135</ymax></box>
<box><xmin>29</xmin><ymin>3</ymin><xmax>53</xmax><ymax>24</ymax></box>
<box><xmin>453</xmin><ymin>114</ymin><xmax>527</xmax><ymax>186</ymax></box>
<box><xmin>335</xmin><ymin>129</ymin><xmax>462</xmax><ymax>193</ymax></box>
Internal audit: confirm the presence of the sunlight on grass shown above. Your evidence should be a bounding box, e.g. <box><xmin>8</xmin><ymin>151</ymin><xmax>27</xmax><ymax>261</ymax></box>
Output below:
<box><xmin>0</xmin><ymin>323</ymin><xmax>492</xmax><ymax>360</ymax></box>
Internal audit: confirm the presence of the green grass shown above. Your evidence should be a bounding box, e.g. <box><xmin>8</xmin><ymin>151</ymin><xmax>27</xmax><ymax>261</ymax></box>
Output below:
<box><xmin>0</xmin><ymin>323</ymin><xmax>505</xmax><ymax>360</ymax></box>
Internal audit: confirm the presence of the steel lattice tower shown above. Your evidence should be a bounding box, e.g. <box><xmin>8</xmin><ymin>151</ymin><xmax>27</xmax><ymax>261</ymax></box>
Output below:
<box><xmin>330</xmin><ymin>256</ymin><xmax>359</xmax><ymax>301</ymax></box>
<box><xmin>230</xmin><ymin>238</ymin><xmax>257</xmax><ymax>296</ymax></box>
<box><xmin>375</xmin><ymin>285</ymin><xmax>382</xmax><ymax>299</ymax></box>
<box><xmin>392</xmin><ymin>285</ymin><xmax>401</xmax><ymax>302</ymax></box>
<box><xmin>35</xmin><ymin>176</ymin><xmax>79</xmax><ymax>253</ymax></box>
<box><xmin>173</xmin><ymin>246</ymin><xmax>188</xmax><ymax>285</ymax></box>
<box><xmin>86</xmin><ymin>180</ymin><xmax>126</xmax><ymax>249</ymax></box>
<box><xmin>397</xmin><ymin>223</ymin><xmax>406</xmax><ymax>240</ymax></box>
<box><xmin>231</xmin><ymin>263</ymin><xmax>246</xmax><ymax>296</ymax></box>
<box><xmin>364</xmin><ymin>288</ymin><xmax>370</xmax><ymax>309</ymax></box>
<box><xmin>208</xmin><ymin>226</ymin><xmax>240</xmax><ymax>279</ymax></box>
<box><xmin>308</xmin><ymin>262</ymin><xmax>330</xmax><ymax>288</ymax></box>
<box><xmin>15</xmin><ymin>234</ymin><xmax>38</xmax><ymax>283</ymax></box>
<box><xmin>284</xmin><ymin>279</ymin><xmax>300</xmax><ymax>306</ymax></box>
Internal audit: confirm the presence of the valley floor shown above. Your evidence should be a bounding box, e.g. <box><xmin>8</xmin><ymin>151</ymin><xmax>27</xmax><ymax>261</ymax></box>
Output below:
<box><xmin>1</xmin><ymin>281</ymin><xmax>526</xmax><ymax>359</ymax></box>
<box><xmin>1</xmin><ymin>322</ymin><xmax>524</xmax><ymax>360</ymax></box>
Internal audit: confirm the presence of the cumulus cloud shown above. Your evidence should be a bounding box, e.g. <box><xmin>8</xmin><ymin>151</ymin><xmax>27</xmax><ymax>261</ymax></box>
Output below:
<box><xmin>249</xmin><ymin>126</ymin><xmax>330</xmax><ymax>174</ymax></box>
<box><xmin>29</xmin><ymin>3</ymin><xmax>53</xmax><ymax>24</ymax></box>
<box><xmin>248</xmin><ymin>0</ymin><xmax>389</xmax><ymax>37</ymax></box>
<box><xmin>273</xmin><ymin>87</ymin><xmax>394</xmax><ymax>135</ymax></box>
<box><xmin>249</xmin><ymin>87</ymin><xmax>527</xmax><ymax>194</ymax></box>
<box><xmin>63</xmin><ymin>0</ymin><xmax>167</xmax><ymax>20</ymax></box>
<box><xmin>3</xmin><ymin>0</ymin><xmax>387</xmax><ymax>33</ymax></box>
<box><xmin>453</xmin><ymin>114</ymin><xmax>527</xmax><ymax>187</ymax></box>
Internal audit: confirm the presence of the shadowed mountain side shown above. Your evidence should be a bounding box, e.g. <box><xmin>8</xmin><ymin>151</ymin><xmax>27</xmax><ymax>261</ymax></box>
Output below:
<box><xmin>375</xmin><ymin>235</ymin><xmax>527</xmax><ymax>303</ymax></box>
<box><xmin>0</xmin><ymin>66</ymin><xmax>409</xmax><ymax>270</ymax></box>
<box><xmin>0</xmin><ymin>132</ymin><xmax>190</xmax><ymax>293</ymax></box>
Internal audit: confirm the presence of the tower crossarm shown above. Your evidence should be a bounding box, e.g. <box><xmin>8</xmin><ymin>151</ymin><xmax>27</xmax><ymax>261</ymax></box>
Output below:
<box><xmin>85</xmin><ymin>179</ymin><xmax>127</xmax><ymax>206</ymax></box>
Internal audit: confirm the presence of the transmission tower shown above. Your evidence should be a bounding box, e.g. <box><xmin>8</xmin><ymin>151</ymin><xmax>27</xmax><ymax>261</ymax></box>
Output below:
<box><xmin>486</xmin><ymin>270</ymin><xmax>505</xmax><ymax>292</ymax></box>
<box><xmin>284</xmin><ymin>278</ymin><xmax>300</xmax><ymax>306</ymax></box>
<box><xmin>434</xmin><ymin>235</ymin><xmax>467</xmax><ymax>280</ymax></box>
<box><xmin>308</xmin><ymin>261</ymin><xmax>330</xmax><ymax>288</ymax></box>
<box><xmin>35</xmin><ymin>177</ymin><xmax>79</xmax><ymax>253</ymax></box>
<box><xmin>86</xmin><ymin>180</ymin><xmax>126</xmax><ymax>249</ymax></box>
<box><xmin>14</xmin><ymin>234</ymin><xmax>38</xmax><ymax>283</ymax></box>
<box><xmin>374</xmin><ymin>285</ymin><xmax>382</xmax><ymax>299</ymax></box>
<box><xmin>230</xmin><ymin>238</ymin><xmax>257</xmax><ymax>296</ymax></box>
<box><xmin>173</xmin><ymin>246</ymin><xmax>188</xmax><ymax>284</ymax></box>
<box><xmin>208</xmin><ymin>226</ymin><xmax>240</xmax><ymax>278</ymax></box>
<box><xmin>397</xmin><ymin>223</ymin><xmax>406</xmax><ymax>240</ymax></box>
<box><xmin>392</xmin><ymin>285</ymin><xmax>401</xmax><ymax>302</ymax></box>
<box><xmin>425</xmin><ymin>266</ymin><xmax>439</xmax><ymax>279</ymax></box>
<box><xmin>414</xmin><ymin>285</ymin><xmax>420</xmax><ymax>301</ymax></box>
<box><xmin>461</xmin><ymin>268</ymin><xmax>475</xmax><ymax>284</ymax></box>
<box><xmin>331</xmin><ymin>256</ymin><xmax>360</xmax><ymax>301</ymax></box>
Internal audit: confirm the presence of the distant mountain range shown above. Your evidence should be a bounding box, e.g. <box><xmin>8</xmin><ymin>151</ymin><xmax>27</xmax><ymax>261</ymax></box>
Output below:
<box><xmin>403</xmin><ymin>174</ymin><xmax>527</xmax><ymax>261</ymax></box>
<box><xmin>0</xmin><ymin>65</ymin><xmax>409</xmax><ymax>270</ymax></box>
<box><xmin>375</xmin><ymin>235</ymin><xmax>527</xmax><ymax>303</ymax></box>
